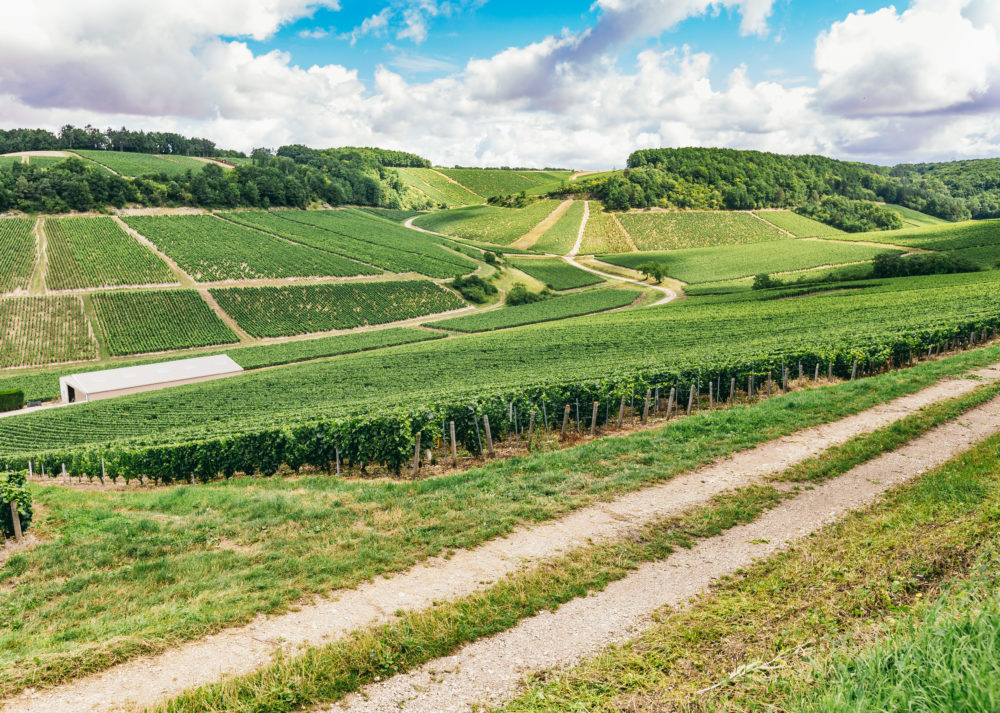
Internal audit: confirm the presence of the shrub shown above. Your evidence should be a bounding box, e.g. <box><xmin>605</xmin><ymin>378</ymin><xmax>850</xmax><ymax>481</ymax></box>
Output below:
<box><xmin>752</xmin><ymin>273</ymin><xmax>781</xmax><ymax>290</ymax></box>
<box><xmin>0</xmin><ymin>389</ymin><xmax>23</xmax><ymax>413</ymax></box>
<box><xmin>0</xmin><ymin>470</ymin><xmax>32</xmax><ymax>538</ymax></box>
<box><xmin>506</xmin><ymin>283</ymin><xmax>549</xmax><ymax>306</ymax></box>
<box><xmin>449</xmin><ymin>275</ymin><xmax>498</xmax><ymax>304</ymax></box>
<box><xmin>635</xmin><ymin>261</ymin><xmax>669</xmax><ymax>283</ymax></box>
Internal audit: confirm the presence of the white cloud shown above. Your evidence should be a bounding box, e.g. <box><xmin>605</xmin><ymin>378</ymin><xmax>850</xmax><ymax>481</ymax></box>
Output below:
<box><xmin>298</xmin><ymin>27</ymin><xmax>329</xmax><ymax>38</ymax></box>
<box><xmin>815</xmin><ymin>0</ymin><xmax>1000</xmax><ymax>117</ymax></box>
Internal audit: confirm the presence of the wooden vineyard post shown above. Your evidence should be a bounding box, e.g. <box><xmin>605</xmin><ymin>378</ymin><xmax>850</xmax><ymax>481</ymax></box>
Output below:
<box><xmin>542</xmin><ymin>403</ymin><xmax>549</xmax><ymax>437</ymax></box>
<box><xmin>412</xmin><ymin>431</ymin><xmax>422</xmax><ymax>475</ymax></box>
<box><xmin>450</xmin><ymin>422</ymin><xmax>458</xmax><ymax>466</ymax></box>
<box><xmin>798</xmin><ymin>362</ymin><xmax>803</xmax><ymax>381</ymax></box>
<box><xmin>336</xmin><ymin>447</ymin><xmax>341</xmax><ymax>475</ymax></box>
<box><xmin>686</xmin><ymin>384</ymin><xmax>695</xmax><ymax>415</ymax></box>
<box><xmin>8</xmin><ymin>502</ymin><xmax>22</xmax><ymax>541</ymax></box>
<box><xmin>708</xmin><ymin>382</ymin><xmax>713</xmax><ymax>408</ymax></box>
<box><xmin>729</xmin><ymin>378</ymin><xmax>736</xmax><ymax>406</ymax></box>
<box><xmin>641</xmin><ymin>390</ymin><xmax>651</xmax><ymax>424</ymax></box>
<box><xmin>617</xmin><ymin>396</ymin><xmax>626</xmax><ymax>429</ymax></box>
<box><xmin>814</xmin><ymin>363</ymin><xmax>819</xmax><ymax>382</ymax></box>
<box><xmin>748</xmin><ymin>375</ymin><xmax>754</xmax><ymax>401</ymax></box>
<box><xmin>851</xmin><ymin>359</ymin><xmax>858</xmax><ymax>380</ymax></box>
<box><xmin>666</xmin><ymin>387</ymin><xmax>676</xmax><ymax>420</ymax></box>
<box><xmin>101</xmin><ymin>457</ymin><xmax>107</xmax><ymax>483</ymax></box>
<box><xmin>590</xmin><ymin>401</ymin><xmax>599</xmax><ymax>435</ymax></box>
<box><xmin>781</xmin><ymin>367</ymin><xmax>787</xmax><ymax>391</ymax></box>
<box><xmin>61</xmin><ymin>463</ymin><xmax>67</xmax><ymax>482</ymax></box>
<box><xmin>483</xmin><ymin>415</ymin><xmax>495</xmax><ymax>457</ymax></box>
<box><xmin>767</xmin><ymin>372</ymin><xmax>772</xmax><ymax>397</ymax></box>
<box><xmin>654</xmin><ymin>387</ymin><xmax>660</xmax><ymax>415</ymax></box>
<box><xmin>828</xmin><ymin>362</ymin><xmax>833</xmax><ymax>380</ymax></box>
<box><xmin>527</xmin><ymin>411</ymin><xmax>535</xmax><ymax>440</ymax></box>
<box><xmin>27</xmin><ymin>461</ymin><xmax>32</xmax><ymax>479</ymax></box>
<box><xmin>561</xmin><ymin>404</ymin><xmax>571</xmax><ymax>440</ymax></box>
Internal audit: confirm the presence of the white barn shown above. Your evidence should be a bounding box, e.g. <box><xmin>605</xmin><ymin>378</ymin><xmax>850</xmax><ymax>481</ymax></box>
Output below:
<box><xmin>59</xmin><ymin>355</ymin><xmax>244</xmax><ymax>403</ymax></box>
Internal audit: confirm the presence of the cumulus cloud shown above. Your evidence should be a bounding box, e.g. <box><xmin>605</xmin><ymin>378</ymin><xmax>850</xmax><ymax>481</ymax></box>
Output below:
<box><xmin>815</xmin><ymin>0</ymin><xmax>1000</xmax><ymax>117</ymax></box>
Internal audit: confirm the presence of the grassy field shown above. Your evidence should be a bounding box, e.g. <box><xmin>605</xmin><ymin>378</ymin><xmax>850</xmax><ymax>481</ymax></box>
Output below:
<box><xmin>44</xmin><ymin>217</ymin><xmax>175</xmax><ymax>290</ymax></box>
<box><xmin>0</xmin><ymin>218</ymin><xmax>37</xmax><ymax>294</ymax></box>
<box><xmin>71</xmin><ymin>150</ymin><xmax>206</xmax><ymax>177</ymax></box>
<box><xmin>428</xmin><ymin>288</ymin><xmax>640</xmax><ymax>332</ymax></box>
<box><xmin>618</xmin><ymin>211</ymin><xmax>785</xmax><ymax>250</ymax></box>
<box><xmin>124</xmin><ymin>215</ymin><xmax>372</xmax><ymax>281</ymax></box>
<box><xmin>508</xmin><ymin>257</ymin><xmax>604</xmax><ymax>289</ymax></box>
<box><xmin>437</xmin><ymin>169</ymin><xmax>570</xmax><ymax>198</ymax></box>
<box><xmin>531</xmin><ymin>201</ymin><xmax>585</xmax><ymax>254</ymax></box>
<box><xmin>0</xmin><ymin>296</ymin><xmax>96</xmax><ymax>368</ymax></box>
<box><xmin>413</xmin><ymin>201</ymin><xmax>561</xmax><ymax>245</ymax></box>
<box><xmin>210</xmin><ymin>282</ymin><xmax>466</xmax><ymax>337</ymax></box>
<box><xmin>580</xmin><ymin>205</ymin><xmax>634</xmax><ymax>253</ymax></box>
<box><xmin>91</xmin><ymin>290</ymin><xmax>238</xmax><ymax>355</ymax></box>
<box><xmin>395</xmin><ymin>167</ymin><xmax>484</xmax><ymax>206</ymax></box>
<box><xmin>4</xmin><ymin>345</ymin><xmax>999</xmax><ymax>697</ymax></box>
<box><xmin>600</xmin><ymin>239</ymin><xmax>901</xmax><ymax>283</ymax></box>
<box><xmin>758</xmin><ymin>210</ymin><xmax>846</xmax><ymax>237</ymax></box>
<box><xmin>25</xmin><ymin>155</ymin><xmax>68</xmax><ymax>169</ymax></box>
<box><xmin>885</xmin><ymin>203</ymin><xmax>949</xmax><ymax>228</ymax></box>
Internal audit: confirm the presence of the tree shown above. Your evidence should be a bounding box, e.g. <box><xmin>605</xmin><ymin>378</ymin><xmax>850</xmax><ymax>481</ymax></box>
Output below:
<box><xmin>635</xmin><ymin>261</ymin><xmax>669</xmax><ymax>283</ymax></box>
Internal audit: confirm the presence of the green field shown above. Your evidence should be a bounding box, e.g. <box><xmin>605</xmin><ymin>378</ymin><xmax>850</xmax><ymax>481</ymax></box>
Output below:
<box><xmin>227</xmin><ymin>209</ymin><xmax>477</xmax><ymax>278</ymax></box>
<box><xmin>396</xmin><ymin>167</ymin><xmax>484</xmax><ymax>206</ymax></box>
<box><xmin>413</xmin><ymin>201</ymin><xmax>561</xmax><ymax>245</ymax></box>
<box><xmin>0</xmin><ymin>295</ymin><xmax>96</xmax><ymax>367</ymax></box>
<box><xmin>437</xmin><ymin>169</ymin><xmax>570</xmax><ymax>198</ymax></box>
<box><xmin>617</xmin><ymin>211</ymin><xmax>785</xmax><ymax>250</ymax></box>
<box><xmin>91</xmin><ymin>290</ymin><xmax>238</xmax><ymax>355</ymax></box>
<box><xmin>44</xmin><ymin>217</ymin><xmax>175</xmax><ymax>290</ymax></box>
<box><xmin>356</xmin><ymin>208</ymin><xmax>424</xmax><ymax>223</ymax></box>
<box><xmin>580</xmin><ymin>204</ymin><xmax>634</xmax><ymax>253</ymax></box>
<box><xmin>3</xmin><ymin>270</ymin><xmax>1000</xmax><ymax>464</ymax></box>
<box><xmin>600</xmin><ymin>239</ymin><xmax>901</xmax><ymax>284</ymax></box>
<box><xmin>211</xmin><ymin>281</ymin><xmax>466</xmax><ymax>337</ymax></box>
<box><xmin>0</xmin><ymin>218</ymin><xmax>37</xmax><ymax>294</ymax></box>
<box><xmin>428</xmin><ymin>288</ymin><xmax>640</xmax><ymax>332</ymax></box>
<box><xmin>823</xmin><ymin>220</ymin><xmax>1000</xmax><ymax>250</ymax></box>
<box><xmin>124</xmin><ymin>215</ymin><xmax>373</xmax><ymax>281</ymax></box>
<box><xmin>25</xmin><ymin>155</ymin><xmax>69</xmax><ymax>169</ymax></box>
<box><xmin>71</xmin><ymin>150</ymin><xmax>207</xmax><ymax>177</ymax></box>
<box><xmin>508</xmin><ymin>257</ymin><xmax>605</xmax><ymax>290</ymax></box>
<box><xmin>532</xmin><ymin>201</ymin><xmax>585</xmax><ymax>254</ymax></box>
<box><xmin>759</xmin><ymin>210</ymin><xmax>846</xmax><ymax>237</ymax></box>
<box><xmin>885</xmin><ymin>203</ymin><xmax>948</xmax><ymax>228</ymax></box>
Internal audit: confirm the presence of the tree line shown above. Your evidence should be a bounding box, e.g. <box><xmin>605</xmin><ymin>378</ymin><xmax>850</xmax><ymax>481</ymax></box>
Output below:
<box><xmin>0</xmin><ymin>124</ymin><xmax>244</xmax><ymax>157</ymax></box>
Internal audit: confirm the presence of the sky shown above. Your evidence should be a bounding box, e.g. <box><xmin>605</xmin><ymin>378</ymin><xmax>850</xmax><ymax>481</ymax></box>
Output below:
<box><xmin>1</xmin><ymin>0</ymin><xmax>999</xmax><ymax>169</ymax></box>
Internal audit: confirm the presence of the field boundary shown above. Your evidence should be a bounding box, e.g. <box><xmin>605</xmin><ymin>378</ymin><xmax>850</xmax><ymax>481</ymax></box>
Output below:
<box><xmin>510</xmin><ymin>199</ymin><xmax>573</xmax><ymax>250</ymax></box>
<box><xmin>612</xmin><ymin>212</ymin><xmax>638</xmax><ymax>251</ymax></box>
<box><xmin>430</xmin><ymin>168</ymin><xmax>484</xmax><ymax>199</ymax></box>
<box><xmin>750</xmin><ymin>209</ymin><xmax>796</xmax><ymax>238</ymax></box>
<box><xmin>568</xmin><ymin>200</ymin><xmax>589</xmax><ymax>256</ymax></box>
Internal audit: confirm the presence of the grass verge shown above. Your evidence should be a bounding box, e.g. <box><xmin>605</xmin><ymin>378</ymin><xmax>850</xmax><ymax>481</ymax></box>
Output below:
<box><xmin>2</xmin><ymin>345</ymin><xmax>1000</xmax><ymax>697</ymax></box>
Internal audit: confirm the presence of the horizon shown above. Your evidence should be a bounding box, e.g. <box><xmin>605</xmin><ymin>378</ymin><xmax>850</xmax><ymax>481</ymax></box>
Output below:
<box><xmin>1</xmin><ymin>1</ymin><xmax>999</xmax><ymax>169</ymax></box>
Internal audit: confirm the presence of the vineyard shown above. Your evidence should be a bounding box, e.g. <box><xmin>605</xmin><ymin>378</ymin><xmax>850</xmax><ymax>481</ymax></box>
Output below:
<box><xmin>395</xmin><ymin>167</ymin><xmax>484</xmax><ymax>206</ymax></box>
<box><xmin>757</xmin><ymin>210</ymin><xmax>845</xmax><ymax>237</ymax></box>
<box><xmin>884</xmin><ymin>204</ymin><xmax>948</xmax><ymax>228</ymax></box>
<box><xmin>508</xmin><ymin>257</ymin><xmax>604</xmax><ymax>290</ymax></box>
<box><xmin>617</xmin><ymin>211</ymin><xmax>786</xmax><ymax>250</ymax></box>
<box><xmin>824</xmin><ymin>220</ymin><xmax>1000</xmax><ymax>250</ymax></box>
<box><xmin>91</xmin><ymin>290</ymin><xmax>238</xmax><ymax>355</ymax></box>
<box><xmin>0</xmin><ymin>218</ymin><xmax>37</xmax><ymax>294</ymax></box>
<box><xmin>3</xmin><ymin>269</ymin><xmax>1000</xmax><ymax>476</ymax></box>
<box><xmin>413</xmin><ymin>201</ymin><xmax>562</xmax><ymax>245</ymax></box>
<box><xmin>428</xmin><ymin>288</ymin><xmax>641</xmax><ymax>332</ymax></box>
<box><xmin>532</xmin><ymin>201</ymin><xmax>586</xmax><ymax>254</ymax></box>
<box><xmin>210</xmin><ymin>281</ymin><xmax>466</xmax><ymax>337</ymax></box>
<box><xmin>44</xmin><ymin>217</ymin><xmax>176</xmax><ymax>290</ymax></box>
<box><xmin>437</xmin><ymin>169</ymin><xmax>570</xmax><ymax>198</ymax></box>
<box><xmin>600</xmin><ymin>239</ymin><xmax>900</xmax><ymax>284</ymax></box>
<box><xmin>580</xmin><ymin>205</ymin><xmax>634</xmax><ymax>253</ymax></box>
<box><xmin>25</xmin><ymin>155</ymin><xmax>67</xmax><ymax>169</ymax></box>
<box><xmin>0</xmin><ymin>295</ymin><xmax>96</xmax><ymax>367</ymax></box>
<box><xmin>224</xmin><ymin>209</ymin><xmax>476</xmax><ymax>278</ymax></box>
<box><xmin>123</xmin><ymin>215</ymin><xmax>373</xmax><ymax>281</ymax></box>
<box><xmin>71</xmin><ymin>150</ymin><xmax>207</xmax><ymax>177</ymax></box>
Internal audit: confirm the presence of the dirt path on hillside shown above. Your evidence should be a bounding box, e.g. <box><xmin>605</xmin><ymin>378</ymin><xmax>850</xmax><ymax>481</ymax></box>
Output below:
<box><xmin>198</xmin><ymin>289</ymin><xmax>253</xmax><ymax>342</ymax></box>
<box><xmin>568</xmin><ymin>200</ymin><xmax>589</xmax><ymax>256</ymax></box>
<box><xmin>7</xmin><ymin>366</ymin><xmax>999</xmax><ymax>713</ymax></box>
<box><xmin>750</xmin><ymin>210</ymin><xmax>796</xmax><ymax>238</ymax></box>
<box><xmin>430</xmin><ymin>168</ymin><xmax>484</xmax><ymax>198</ymax></box>
<box><xmin>510</xmin><ymin>200</ymin><xmax>573</xmax><ymax>250</ymax></box>
<box><xmin>27</xmin><ymin>218</ymin><xmax>46</xmax><ymax>296</ymax></box>
<box><xmin>612</xmin><ymin>212</ymin><xmax>639</xmax><ymax>251</ymax></box>
<box><xmin>564</xmin><ymin>253</ymin><xmax>677</xmax><ymax>306</ymax></box>
<box><xmin>334</xmin><ymin>390</ymin><xmax>1000</xmax><ymax>713</ymax></box>
<box><xmin>803</xmin><ymin>236</ymin><xmax>932</xmax><ymax>253</ymax></box>
<box><xmin>113</xmin><ymin>217</ymin><xmax>195</xmax><ymax>288</ymax></box>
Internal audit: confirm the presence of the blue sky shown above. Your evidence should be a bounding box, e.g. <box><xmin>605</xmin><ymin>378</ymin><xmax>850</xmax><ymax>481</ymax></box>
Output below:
<box><xmin>2</xmin><ymin>1</ymin><xmax>999</xmax><ymax>167</ymax></box>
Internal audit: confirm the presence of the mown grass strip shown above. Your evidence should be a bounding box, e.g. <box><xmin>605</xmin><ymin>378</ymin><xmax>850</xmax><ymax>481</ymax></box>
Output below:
<box><xmin>497</xmin><ymin>430</ymin><xmax>1000</xmax><ymax>712</ymax></box>
<box><xmin>150</xmin><ymin>384</ymin><xmax>1000</xmax><ymax>713</ymax></box>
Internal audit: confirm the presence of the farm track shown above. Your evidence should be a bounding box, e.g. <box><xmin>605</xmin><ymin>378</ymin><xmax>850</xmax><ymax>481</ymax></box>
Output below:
<box><xmin>510</xmin><ymin>200</ymin><xmax>573</xmax><ymax>250</ymax></box>
<box><xmin>750</xmin><ymin>210</ymin><xmax>796</xmax><ymax>238</ymax></box>
<box><xmin>8</xmin><ymin>364</ymin><xmax>1000</xmax><ymax>713</ymax></box>
<box><xmin>333</xmin><ymin>388</ymin><xmax>1000</xmax><ymax>713</ymax></box>
<box><xmin>565</xmin><ymin>254</ymin><xmax>676</xmax><ymax>306</ymax></box>
<box><xmin>567</xmin><ymin>200</ymin><xmax>589</xmax><ymax>257</ymax></box>
<box><xmin>804</xmin><ymin>236</ymin><xmax>933</xmax><ymax>253</ymax></box>
<box><xmin>612</xmin><ymin>212</ymin><xmax>638</xmax><ymax>251</ymax></box>
<box><xmin>430</xmin><ymin>168</ymin><xmax>484</xmax><ymax>199</ymax></box>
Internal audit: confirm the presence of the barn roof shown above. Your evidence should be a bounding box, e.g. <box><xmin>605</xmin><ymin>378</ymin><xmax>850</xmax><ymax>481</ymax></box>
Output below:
<box><xmin>62</xmin><ymin>354</ymin><xmax>243</xmax><ymax>395</ymax></box>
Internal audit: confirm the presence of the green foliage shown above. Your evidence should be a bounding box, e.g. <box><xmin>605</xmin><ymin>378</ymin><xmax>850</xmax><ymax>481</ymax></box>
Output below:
<box><xmin>413</xmin><ymin>201</ymin><xmax>563</xmax><ymax>245</ymax></box>
<box><xmin>505</xmin><ymin>283</ymin><xmax>548</xmax><ymax>306</ymax></box>
<box><xmin>872</xmin><ymin>252</ymin><xmax>980</xmax><ymax>278</ymax></box>
<box><xmin>883</xmin><ymin>203</ymin><xmax>948</xmax><ymax>228</ymax></box>
<box><xmin>532</xmin><ymin>201</ymin><xmax>586</xmax><ymax>254</ymax></box>
<box><xmin>508</xmin><ymin>258</ymin><xmax>603</xmax><ymax>290</ymax></box>
<box><xmin>0</xmin><ymin>296</ymin><xmax>96</xmax><ymax>367</ymax></box>
<box><xmin>73</xmin><ymin>150</ymin><xmax>209</xmax><ymax>178</ymax></box>
<box><xmin>0</xmin><ymin>470</ymin><xmax>31</xmax><ymax>538</ymax></box>
<box><xmin>822</xmin><ymin>220</ymin><xmax>1000</xmax><ymax>251</ymax></box>
<box><xmin>759</xmin><ymin>210</ymin><xmax>845</xmax><ymax>237</ymax></box>
<box><xmin>601</xmin><ymin>240</ymin><xmax>898</xmax><ymax>284</ymax></box>
<box><xmin>124</xmin><ymin>215</ymin><xmax>370</xmax><ymax>281</ymax></box>
<box><xmin>752</xmin><ymin>273</ymin><xmax>780</xmax><ymax>290</ymax></box>
<box><xmin>796</xmin><ymin>195</ymin><xmax>904</xmax><ymax>233</ymax></box>
<box><xmin>211</xmin><ymin>282</ymin><xmax>466</xmax><ymax>337</ymax></box>
<box><xmin>431</xmin><ymin>289</ymin><xmax>639</xmax><ymax>332</ymax></box>
<box><xmin>894</xmin><ymin>157</ymin><xmax>1000</xmax><ymax>219</ymax></box>
<box><xmin>0</xmin><ymin>389</ymin><xmax>23</xmax><ymax>413</ymax></box>
<box><xmin>0</xmin><ymin>218</ymin><xmax>37</xmax><ymax>294</ymax></box>
<box><xmin>448</xmin><ymin>275</ymin><xmax>498</xmax><ymax>304</ymax></box>
<box><xmin>92</xmin><ymin>290</ymin><xmax>238</xmax><ymax>355</ymax></box>
<box><xmin>635</xmin><ymin>262</ymin><xmax>669</xmax><ymax>283</ymax></box>
<box><xmin>619</xmin><ymin>211</ymin><xmax>784</xmax><ymax>249</ymax></box>
<box><xmin>44</xmin><ymin>217</ymin><xmax>175</xmax><ymax>290</ymax></box>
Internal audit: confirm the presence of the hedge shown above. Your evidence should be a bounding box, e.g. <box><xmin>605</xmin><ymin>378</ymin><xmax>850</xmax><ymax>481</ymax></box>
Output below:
<box><xmin>1</xmin><ymin>470</ymin><xmax>32</xmax><ymax>538</ymax></box>
<box><xmin>0</xmin><ymin>389</ymin><xmax>23</xmax><ymax>413</ymax></box>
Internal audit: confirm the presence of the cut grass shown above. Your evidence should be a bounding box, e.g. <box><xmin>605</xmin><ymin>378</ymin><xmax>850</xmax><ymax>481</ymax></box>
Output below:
<box><xmin>3</xmin><ymin>345</ymin><xmax>1000</xmax><ymax>695</ymax></box>
<box><xmin>885</xmin><ymin>203</ymin><xmax>949</xmax><ymax>229</ymax></box>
